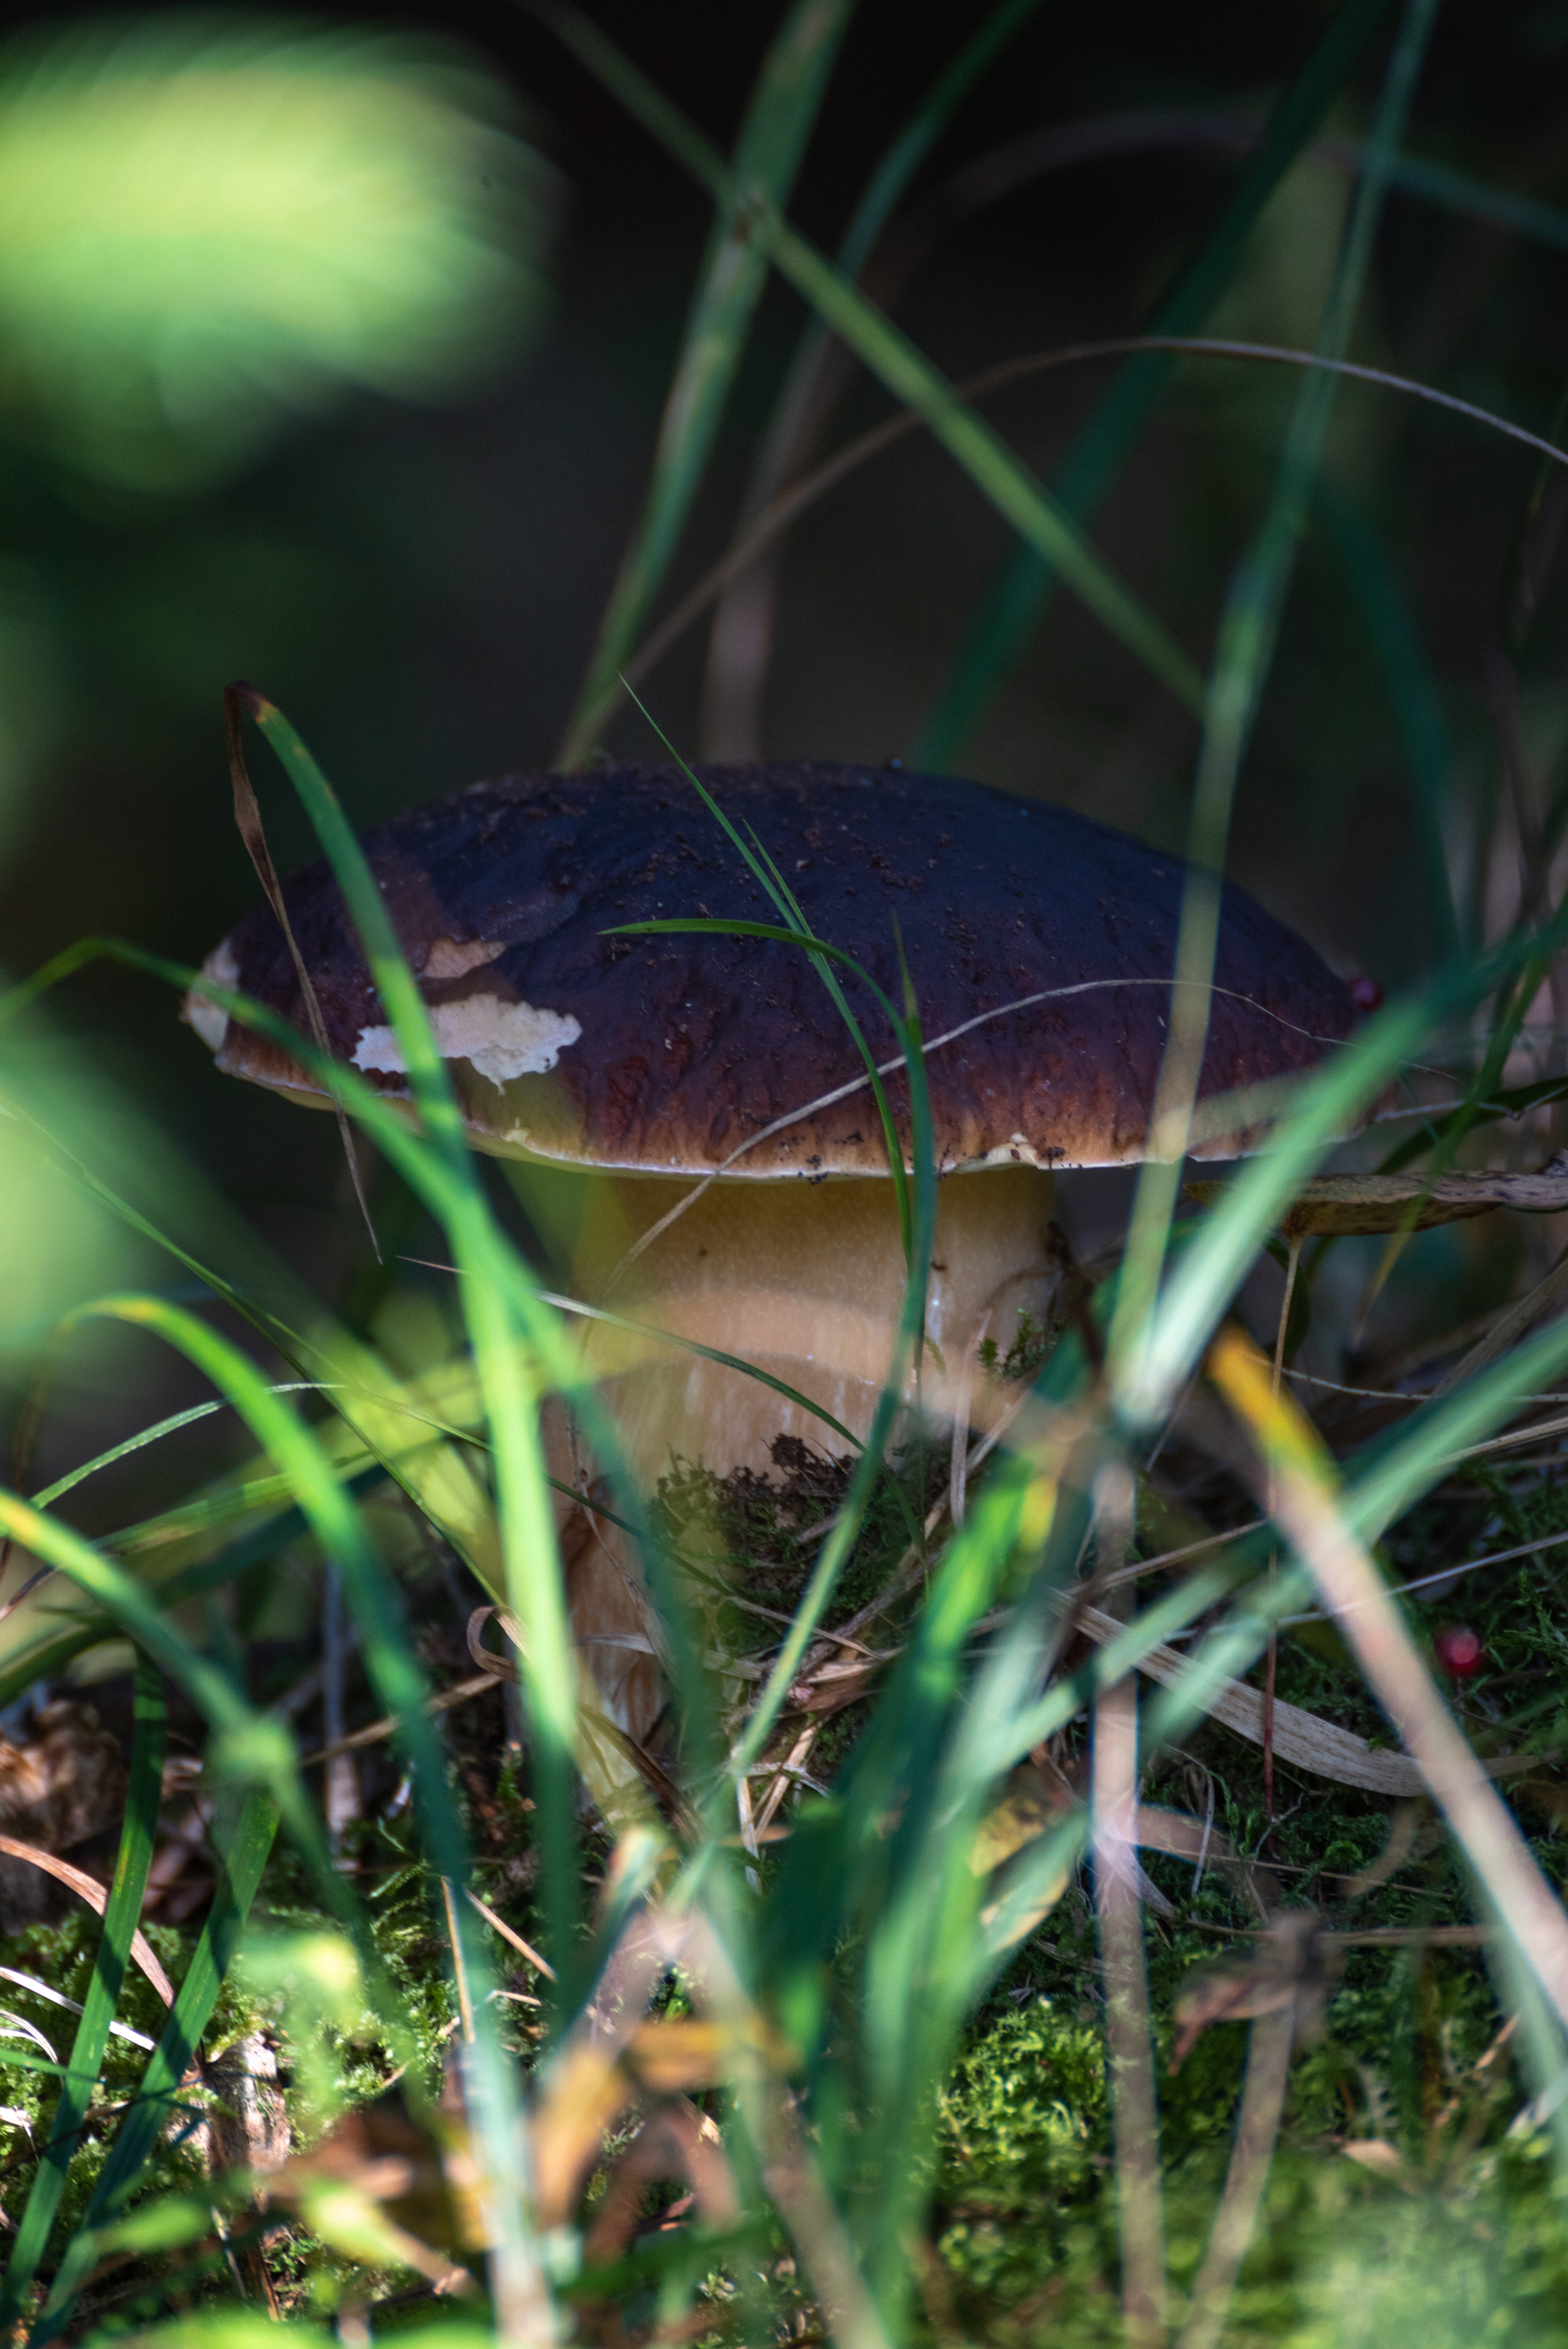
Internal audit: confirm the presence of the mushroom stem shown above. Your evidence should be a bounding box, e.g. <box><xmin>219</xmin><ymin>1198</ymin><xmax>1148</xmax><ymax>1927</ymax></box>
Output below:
<box><xmin>573</xmin><ymin>1162</ymin><xmax>1060</xmax><ymax>1488</ymax></box>
<box><xmin>535</xmin><ymin>1163</ymin><xmax>1060</xmax><ymax>1745</ymax></box>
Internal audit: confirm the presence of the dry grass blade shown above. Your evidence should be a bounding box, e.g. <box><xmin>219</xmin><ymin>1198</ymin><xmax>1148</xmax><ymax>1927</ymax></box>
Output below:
<box><xmin>1432</xmin><ymin>1245</ymin><xmax>1568</xmax><ymax>1399</ymax></box>
<box><xmin>220</xmin><ymin>682</ymin><xmax>376</xmax><ymax>1253</ymax></box>
<box><xmin>1174</xmin><ymin>1915</ymin><xmax>1334</xmax><ymax>2346</ymax></box>
<box><xmin>1077</xmin><ymin>1603</ymin><xmax>1426</xmax><ymax>1794</ymax></box>
<box><xmin>763</xmin><ymin>2086</ymin><xmax>893</xmax><ymax>2349</ymax></box>
<box><xmin>466</xmin><ymin>1888</ymin><xmax>556</xmax><ymax>1983</ymax></box>
<box><xmin>1210</xmin><ymin>1328</ymin><xmax>1568</xmax><ymax>2033</ymax></box>
<box><xmin>1176</xmin><ymin>1997</ymin><xmax>1294</xmax><ymax>2349</ymax></box>
<box><xmin>0</xmin><ymin>1834</ymin><xmax>172</xmax><ymax>2004</ymax></box>
<box><xmin>299</xmin><ymin>1671</ymin><xmax>498</xmax><ymax>1765</ymax></box>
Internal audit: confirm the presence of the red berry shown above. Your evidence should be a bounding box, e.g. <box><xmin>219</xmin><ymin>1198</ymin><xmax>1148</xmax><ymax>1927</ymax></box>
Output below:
<box><xmin>1434</xmin><ymin>1625</ymin><xmax>1484</xmax><ymax>1678</ymax></box>
<box><xmin>1350</xmin><ymin>975</ymin><xmax>1384</xmax><ymax>1012</ymax></box>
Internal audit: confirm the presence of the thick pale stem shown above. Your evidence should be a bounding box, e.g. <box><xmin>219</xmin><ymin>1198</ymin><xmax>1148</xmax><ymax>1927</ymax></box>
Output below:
<box><xmin>577</xmin><ymin>1161</ymin><xmax>1059</xmax><ymax>1485</ymax></box>
<box><xmin>537</xmin><ymin>1164</ymin><xmax>1058</xmax><ymax>1746</ymax></box>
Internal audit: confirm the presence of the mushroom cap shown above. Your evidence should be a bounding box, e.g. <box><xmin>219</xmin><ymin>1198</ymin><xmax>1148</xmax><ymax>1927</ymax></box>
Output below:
<box><xmin>185</xmin><ymin>760</ymin><xmax>1359</xmax><ymax>1174</ymax></box>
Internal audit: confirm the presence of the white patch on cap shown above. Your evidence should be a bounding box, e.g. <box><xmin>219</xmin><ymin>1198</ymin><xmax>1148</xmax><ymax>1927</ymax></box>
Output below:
<box><xmin>352</xmin><ymin>993</ymin><xmax>582</xmax><ymax>1088</ymax></box>
<box><xmin>424</xmin><ymin>936</ymin><xmax>506</xmax><ymax>980</ymax></box>
<box><xmin>185</xmin><ymin>938</ymin><xmax>239</xmax><ymax>1054</ymax></box>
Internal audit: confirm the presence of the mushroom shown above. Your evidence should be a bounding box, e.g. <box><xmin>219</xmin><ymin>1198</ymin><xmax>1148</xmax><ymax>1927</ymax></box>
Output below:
<box><xmin>185</xmin><ymin>760</ymin><xmax>1357</xmax><ymax>1736</ymax></box>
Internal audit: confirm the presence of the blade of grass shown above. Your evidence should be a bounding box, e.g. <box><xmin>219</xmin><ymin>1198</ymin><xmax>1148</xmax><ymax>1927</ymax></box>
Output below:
<box><xmin>1129</xmin><ymin>1293</ymin><xmax>1568</xmax><ymax>1777</ymax></box>
<box><xmin>14</xmin><ymin>928</ymin><xmax>714</xmax><ymax>1790</ymax></box>
<box><xmin>0</xmin><ymin>1047</ymin><xmax>516</xmax><ymax>1597</ymax></box>
<box><xmin>1115</xmin><ymin>987</ymin><xmax>1432</xmax><ymax>1429</ymax></box>
<box><xmin>1118</xmin><ymin>807</ymin><xmax>1568</xmax><ymax>1432</ymax></box>
<box><xmin>1210</xmin><ymin>1327</ymin><xmax>1568</xmax><ymax>2032</ymax></box>
<box><xmin>558</xmin><ymin>0</ymin><xmax>857</xmax><ymax>765</ymax></box>
<box><xmin>537</xmin><ymin>4</ymin><xmax>1206</xmax><ymax>717</ymax></box>
<box><xmin>66</xmin><ymin>1283</ymin><xmax>546</xmax><ymax>2337</ymax></box>
<box><xmin>619</xmin><ymin>681</ymin><xmax>918</xmax><ymax>1270</ymax></box>
<box><xmin>0</xmin><ymin>1662</ymin><xmax>167</xmax><ymax>2327</ymax></box>
<box><xmin>698</xmin><ymin>0</ymin><xmax>1043</xmax><ymax>754</ymax></box>
<box><xmin>1318</xmin><ymin>482</ymin><xmax>1460</xmax><ymax>962</ymax></box>
<box><xmin>727</xmin><ymin>944</ymin><xmax>938</xmax><ymax>1780</ymax></box>
<box><xmin>31</xmin><ymin>1789</ymin><xmax>279</xmax><ymax>2345</ymax></box>
<box><xmin>910</xmin><ymin>0</ymin><xmax>1400</xmax><ymax>766</ymax></box>
<box><xmin>612</xmin><ymin>331</ymin><xmax>1568</xmax><ymax>743</ymax></box>
<box><xmin>1107</xmin><ymin>0</ymin><xmax>1442</xmax><ymax>1405</ymax></box>
<box><xmin>224</xmin><ymin>687</ymin><xmax>376</xmax><ymax>1250</ymax></box>
<box><xmin>229</xmin><ymin>691</ymin><xmax>581</xmax><ymax>1980</ymax></box>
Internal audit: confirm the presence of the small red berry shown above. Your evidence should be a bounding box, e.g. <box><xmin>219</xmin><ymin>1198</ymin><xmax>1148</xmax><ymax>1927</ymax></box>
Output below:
<box><xmin>1434</xmin><ymin>1625</ymin><xmax>1484</xmax><ymax>1678</ymax></box>
<box><xmin>1350</xmin><ymin>975</ymin><xmax>1384</xmax><ymax>1012</ymax></box>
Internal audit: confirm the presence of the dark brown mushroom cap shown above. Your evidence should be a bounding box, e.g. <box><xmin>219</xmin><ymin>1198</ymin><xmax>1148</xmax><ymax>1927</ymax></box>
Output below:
<box><xmin>186</xmin><ymin>760</ymin><xmax>1360</xmax><ymax>1174</ymax></box>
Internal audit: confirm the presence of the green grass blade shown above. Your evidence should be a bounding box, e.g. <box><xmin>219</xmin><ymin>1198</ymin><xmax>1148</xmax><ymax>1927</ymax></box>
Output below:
<box><xmin>18</xmin><ymin>929</ymin><xmax>711</xmax><ymax>1789</ymax></box>
<box><xmin>727</xmin><ymin>961</ymin><xmax>938</xmax><ymax>1780</ymax></box>
<box><xmin>234</xmin><ymin>694</ymin><xmax>581</xmax><ymax>1956</ymax></box>
<box><xmin>540</xmin><ymin>5</ymin><xmax>1206</xmax><ymax>716</ymax></box>
<box><xmin>1113</xmin><ymin>988</ymin><xmax>1429</xmax><ymax>1427</ymax></box>
<box><xmin>831</xmin><ymin>1</ymin><xmax>1039</xmax><ymax>286</ymax></box>
<box><xmin>691</xmin><ymin>0</ymin><xmax>1039</xmax><ymax>753</ymax></box>
<box><xmin>1380</xmin><ymin>144</ymin><xmax>1568</xmax><ymax>251</ymax></box>
<box><xmin>1108</xmin><ymin>0</ymin><xmax>1442</xmax><ymax>1400</ymax></box>
<box><xmin>32</xmin><ymin>1790</ymin><xmax>279</xmax><ymax>2345</ymax></box>
<box><xmin>1318</xmin><ymin>481</ymin><xmax>1461</xmax><ymax>960</ymax></box>
<box><xmin>0</xmin><ymin>1662</ymin><xmax>167</xmax><ymax>2326</ymax></box>
<box><xmin>620</xmin><ymin>684</ymin><xmax>919</xmax><ymax>1263</ymax></box>
<box><xmin>64</xmin><ymin>1285</ymin><xmax>550</xmax><ymax>2328</ymax></box>
<box><xmin>558</xmin><ymin>0</ymin><xmax>856</xmax><ymax>764</ymax></box>
<box><xmin>910</xmin><ymin>0</ymin><xmax>1400</xmax><ymax>765</ymax></box>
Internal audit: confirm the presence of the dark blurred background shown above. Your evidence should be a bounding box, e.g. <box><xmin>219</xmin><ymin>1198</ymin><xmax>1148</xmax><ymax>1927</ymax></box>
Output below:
<box><xmin>4</xmin><ymin>0</ymin><xmax>1568</xmax><ymax>1474</ymax></box>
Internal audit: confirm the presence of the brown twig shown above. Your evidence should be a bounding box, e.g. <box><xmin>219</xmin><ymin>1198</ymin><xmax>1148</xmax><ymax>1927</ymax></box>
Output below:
<box><xmin>466</xmin><ymin>1887</ymin><xmax>556</xmax><ymax>1982</ymax></box>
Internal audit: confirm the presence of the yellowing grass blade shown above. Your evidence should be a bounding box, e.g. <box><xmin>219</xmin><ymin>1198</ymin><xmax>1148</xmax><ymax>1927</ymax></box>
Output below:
<box><xmin>1209</xmin><ymin>1325</ymin><xmax>1568</xmax><ymax>2034</ymax></box>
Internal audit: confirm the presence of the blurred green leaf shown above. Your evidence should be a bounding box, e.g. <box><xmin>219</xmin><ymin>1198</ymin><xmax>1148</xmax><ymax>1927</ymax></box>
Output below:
<box><xmin>0</xmin><ymin>12</ymin><xmax>557</xmax><ymax>491</ymax></box>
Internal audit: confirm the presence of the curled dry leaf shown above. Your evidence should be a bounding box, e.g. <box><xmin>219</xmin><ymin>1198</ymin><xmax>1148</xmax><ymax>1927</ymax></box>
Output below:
<box><xmin>469</xmin><ymin>1602</ymin><xmax>682</xmax><ymax>1834</ymax></box>
<box><xmin>786</xmin><ymin>1648</ymin><xmax>897</xmax><ymax>1715</ymax></box>
<box><xmin>1186</xmin><ymin>1156</ymin><xmax>1568</xmax><ymax>1241</ymax></box>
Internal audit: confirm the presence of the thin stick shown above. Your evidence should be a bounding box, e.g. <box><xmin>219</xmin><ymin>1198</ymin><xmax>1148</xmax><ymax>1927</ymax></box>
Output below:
<box><xmin>439</xmin><ymin>1877</ymin><xmax>476</xmax><ymax>2046</ymax></box>
<box><xmin>1091</xmin><ymin>1465</ymin><xmax>1166</xmax><ymax>2348</ymax></box>
<box><xmin>1272</xmin><ymin>1237</ymin><xmax>1302</xmax><ymax>1393</ymax></box>
<box><xmin>322</xmin><ymin>1564</ymin><xmax>360</xmax><ymax>1861</ymax></box>
<box><xmin>1177</xmin><ymin>1998</ymin><xmax>1294</xmax><ymax>2349</ymax></box>
<box><xmin>756</xmin><ymin>1721</ymin><xmax>819</xmax><ymax>1835</ymax></box>
<box><xmin>737</xmin><ymin>1773</ymin><xmax>762</xmax><ymax>1895</ymax></box>
<box><xmin>466</xmin><ymin>1887</ymin><xmax>557</xmax><ymax>1982</ymax></box>
<box><xmin>299</xmin><ymin>1671</ymin><xmax>497</xmax><ymax>1765</ymax></box>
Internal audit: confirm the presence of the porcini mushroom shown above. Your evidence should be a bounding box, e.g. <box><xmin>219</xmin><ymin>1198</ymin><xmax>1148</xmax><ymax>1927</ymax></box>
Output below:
<box><xmin>185</xmin><ymin>760</ymin><xmax>1357</xmax><ymax>1734</ymax></box>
